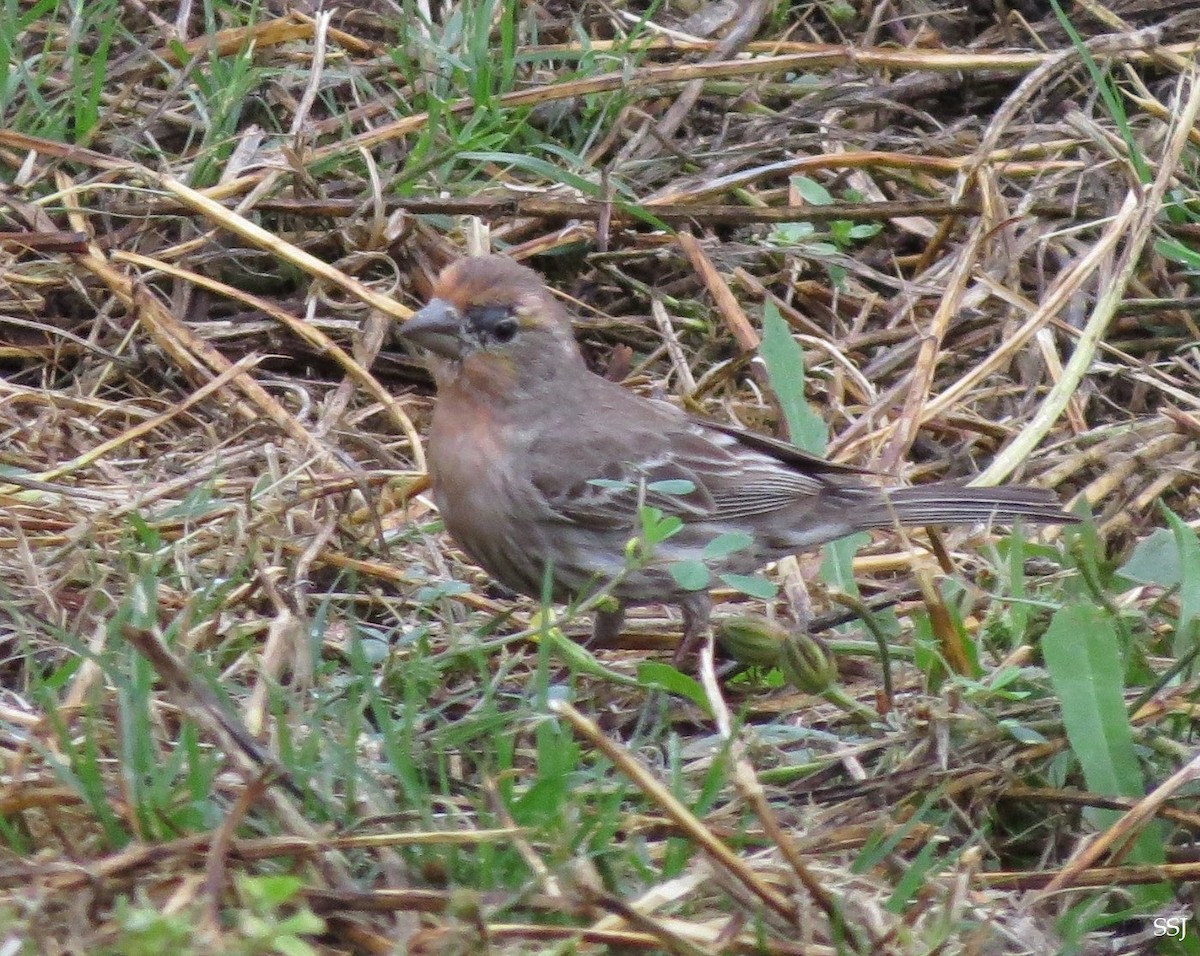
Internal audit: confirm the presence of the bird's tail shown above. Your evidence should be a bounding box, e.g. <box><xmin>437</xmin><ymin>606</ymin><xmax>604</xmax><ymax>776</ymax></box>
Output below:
<box><xmin>855</xmin><ymin>483</ymin><xmax>1078</xmax><ymax>531</ymax></box>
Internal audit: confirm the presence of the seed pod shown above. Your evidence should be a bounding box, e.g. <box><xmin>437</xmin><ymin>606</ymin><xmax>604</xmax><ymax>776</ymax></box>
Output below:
<box><xmin>715</xmin><ymin>614</ymin><xmax>788</xmax><ymax>668</ymax></box>
<box><xmin>780</xmin><ymin>631</ymin><xmax>837</xmax><ymax>694</ymax></box>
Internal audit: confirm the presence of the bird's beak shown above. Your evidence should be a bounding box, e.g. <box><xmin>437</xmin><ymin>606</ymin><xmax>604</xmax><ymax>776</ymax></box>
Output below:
<box><xmin>398</xmin><ymin>298</ymin><xmax>463</xmax><ymax>359</ymax></box>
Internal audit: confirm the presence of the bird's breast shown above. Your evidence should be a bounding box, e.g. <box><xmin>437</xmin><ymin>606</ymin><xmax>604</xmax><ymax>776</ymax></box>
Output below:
<box><xmin>426</xmin><ymin>396</ymin><xmax>547</xmax><ymax>594</ymax></box>
<box><xmin>428</xmin><ymin>397</ymin><xmax>511</xmax><ymax>512</ymax></box>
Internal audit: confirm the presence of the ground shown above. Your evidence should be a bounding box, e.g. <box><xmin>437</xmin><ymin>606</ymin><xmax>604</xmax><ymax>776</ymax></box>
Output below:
<box><xmin>0</xmin><ymin>0</ymin><xmax>1198</xmax><ymax>953</ymax></box>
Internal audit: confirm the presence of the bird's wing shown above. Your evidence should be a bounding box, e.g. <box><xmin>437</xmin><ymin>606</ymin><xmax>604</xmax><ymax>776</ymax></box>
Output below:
<box><xmin>529</xmin><ymin>400</ymin><xmax>855</xmax><ymax>529</ymax></box>
<box><xmin>694</xmin><ymin>416</ymin><xmax>875</xmax><ymax>520</ymax></box>
<box><xmin>529</xmin><ymin>422</ymin><xmax>721</xmax><ymax>529</ymax></box>
<box><xmin>699</xmin><ymin>419</ymin><xmax>872</xmax><ymax>476</ymax></box>
<box><xmin>696</xmin><ymin>422</ymin><xmax>849</xmax><ymax>520</ymax></box>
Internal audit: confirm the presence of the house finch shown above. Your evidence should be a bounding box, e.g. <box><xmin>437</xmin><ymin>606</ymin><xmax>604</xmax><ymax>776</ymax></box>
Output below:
<box><xmin>399</xmin><ymin>255</ymin><xmax>1076</xmax><ymax>651</ymax></box>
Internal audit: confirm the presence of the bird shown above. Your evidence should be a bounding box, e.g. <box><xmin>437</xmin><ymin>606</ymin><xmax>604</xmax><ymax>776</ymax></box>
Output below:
<box><xmin>399</xmin><ymin>255</ymin><xmax>1077</xmax><ymax>655</ymax></box>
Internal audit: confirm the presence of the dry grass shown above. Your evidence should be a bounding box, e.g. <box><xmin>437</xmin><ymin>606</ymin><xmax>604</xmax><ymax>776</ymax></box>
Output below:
<box><xmin>1</xmin><ymin>0</ymin><xmax>1199</xmax><ymax>953</ymax></box>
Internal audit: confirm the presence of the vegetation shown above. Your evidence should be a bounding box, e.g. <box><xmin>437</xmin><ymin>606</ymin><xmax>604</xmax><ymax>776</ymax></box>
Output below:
<box><xmin>0</xmin><ymin>0</ymin><xmax>1197</xmax><ymax>952</ymax></box>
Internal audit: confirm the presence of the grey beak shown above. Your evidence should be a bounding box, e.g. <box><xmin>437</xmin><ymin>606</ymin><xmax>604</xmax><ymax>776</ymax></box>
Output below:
<box><xmin>397</xmin><ymin>298</ymin><xmax>463</xmax><ymax>359</ymax></box>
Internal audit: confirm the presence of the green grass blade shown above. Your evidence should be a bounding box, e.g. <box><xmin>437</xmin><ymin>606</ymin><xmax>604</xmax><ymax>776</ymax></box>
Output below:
<box><xmin>758</xmin><ymin>300</ymin><xmax>826</xmax><ymax>454</ymax></box>
<box><xmin>1044</xmin><ymin>604</ymin><xmax>1142</xmax><ymax>801</ymax></box>
<box><xmin>1161</xmin><ymin>507</ymin><xmax>1200</xmax><ymax>651</ymax></box>
<box><xmin>1043</xmin><ymin>602</ymin><xmax>1168</xmax><ymax>899</ymax></box>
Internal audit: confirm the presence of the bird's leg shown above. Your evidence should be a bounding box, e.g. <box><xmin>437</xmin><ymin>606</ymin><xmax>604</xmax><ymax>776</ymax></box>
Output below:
<box><xmin>674</xmin><ymin>592</ymin><xmax>713</xmax><ymax>665</ymax></box>
<box><xmin>591</xmin><ymin>604</ymin><xmax>626</xmax><ymax>647</ymax></box>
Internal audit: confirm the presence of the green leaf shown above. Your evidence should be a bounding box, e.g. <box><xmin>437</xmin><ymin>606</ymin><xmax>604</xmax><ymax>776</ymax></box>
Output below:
<box><xmin>654</xmin><ymin>515</ymin><xmax>684</xmax><ymax>542</ymax></box>
<box><xmin>459</xmin><ymin>150</ymin><xmax>603</xmax><ymax>198</ymax></box>
<box><xmin>997</xmin><ymin>719</ymin><xmax>1048</xmax><ymax>745</ymax></box>
<box><xmin>759</xmin><ymin>300</ymin><xmax>827</xmax><ymax>455</ymax></box>
<box><xmin>1049</xmin><ymin>0</ymin><xmax>1149</xmax><ymax>183</ymax></box>
<box><xmin>1162</xmin><ymin>507</ymin><xmax>1200</xmax><ymax>638</ymax></box>
<box><xmin>885</xmin><ymin>838</ymin><xmax>949</xmax><ymax>912</ymax></box>
<box><xmin>703</xmin><ymin>531</ymin><xmax>754</xmax><ymax>560</ymax></box>
<box><xmin>239</xmin><ymin>873</ymin><xmax>304</xmax><ymax>907</ymax></box>
<box><xmin>853</xmin><ymin>793</ymin><xmax>943</xmax><ymax>874</ymax></box>
<box><xmin>541</xmin><ymin>629</ymin><xmax>639</xmax><ymax>687</ymax></box>
<box><xmin>274</xmin><ymin>932</ymin><xmax>321</xmax><ymax>956</ymax></box>
<box><xmin>830</xmin><ymin>221</ymin><xmax>853</xmax><ymax>245</ymax></box>
<box><xmin>130</xmin><ymin>563</ymin><xmax>159</xmax><ymax>630</ymax></box>
<box><xmin>669</xmin><ymin>560</ymin><xmax>709</xmax><ymax>591</ymax></box>
<box><xmin>718</xmin><ymin>573</ymin><xmax>777</xmax><ymax>599</ymax></box>
<box><xmin>791</xmin><ymin>174</ymin><xmax>833</xmax><ymax>205</ymax></box>
<box><xmin>1043</xmin><ymin>603</ymin><xmax>1166</xmax><ymax>889</ymax></box>
<box><xmin>987</xmin><ymin>666</ymin><xmax>1024</xmax><ymax>691</ymax></box>
<box><xmin>127</xmin><ymin>512</ymin><xmax>162</xmax><ymax>551</ymax></box>
<box><xmin>771</xmin><ymin>221</ymin><xmax>816</xmax><ymax>244</ymax></box>
<box><xmin>1043</xmin><ymin>605</ymin><xmax>1141</xmax><ymax>799</ymax></box>
<box><xmin>638</xmin><ymin>506</ymin><xmax>682</xmax><ymax>546</ymax></box>
<box><xmin>166</xmin><ymin>37</ymin><xmax>192</xmax><ymax>66</ymax></box>
<box><xmin>820</xmin><ymin>531</ymin><xmax>869</xmax><ymax>595</ymax></box>
<box><xmin>647</xmin><ymin>478</ymin><xmax>697</xmax><ymax>496</ymax></box>
<box><xmin>415</xmin><ymin>581</ymin><xmax>472</xmax><ymax>603</ymax></box>
<box><xmin>1153</xmin><ymin>237</ymin><xmax>1200</xmax><ymax>268</ymax></box>
<box><xmin>847</xmin><ymin>222</ymin><xmax>882</xmax><ymax>240</ymax></box>
<box><xmin>637</xmin><ymin>662</ymin><xmax>710</xmax><ymax>712</ymax></box>
<box><xmin>1117</xmin><ymin>527</ymin><xmax>1180</xmax><ymax>588</ymax></box>
<box><xmin>1004</xmin><ymin>528</ymin><xmax>1030</xmax><ymax>649</ymax></box>
<box><xmin>588</xmin><ymin>478</ymin><xmax>634</xmax><ymax>491</ymax></box>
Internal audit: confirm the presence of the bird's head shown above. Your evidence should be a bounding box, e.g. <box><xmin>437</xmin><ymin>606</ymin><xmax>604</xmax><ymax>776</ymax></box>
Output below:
<box><xmin>399</xmin><ymin>256</ymin><xmax>584</xmax><ymax>391</ymax></box>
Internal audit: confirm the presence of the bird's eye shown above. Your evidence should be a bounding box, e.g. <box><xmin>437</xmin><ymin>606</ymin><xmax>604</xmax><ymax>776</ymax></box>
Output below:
<box><xmin>465</xmin><ymin>304</ymin><xmax>519</xmax><ymax>344</ymax></box>
<box><xmin>492</xmin><ymin>317</ymin><xmax>518</xmax><ymax>343</ymax></box>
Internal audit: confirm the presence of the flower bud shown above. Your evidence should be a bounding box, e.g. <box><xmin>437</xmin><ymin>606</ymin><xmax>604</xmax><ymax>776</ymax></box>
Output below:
<box><xmin>781</xmin><ymin>631</ymin><xmax>837</xmax><ymax>694</ymax></box>
<box><xmin>715</xmin><ymin>614</ymin><xmax>788</xmax><ymax>668</ymax></box>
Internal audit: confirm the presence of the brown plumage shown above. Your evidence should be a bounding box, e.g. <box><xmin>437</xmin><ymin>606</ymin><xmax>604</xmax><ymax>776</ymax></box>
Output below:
<box><xmin>400</xmin><ymin>256</ymin><xmax>1077</xmax><ymax>650</ymax></box>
